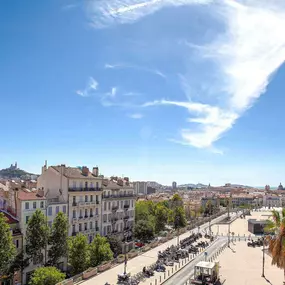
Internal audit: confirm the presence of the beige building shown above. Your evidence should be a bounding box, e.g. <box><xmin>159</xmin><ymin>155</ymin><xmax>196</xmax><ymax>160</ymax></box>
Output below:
<box><xmin>38</xmin><ymin>164</ymin><xmax>103</xmax><ymax>243</ymax></box>
<box><xmin>102</xmin><ymin>177</ymin><xmax>135</xmax><ymax>250</ymax></box>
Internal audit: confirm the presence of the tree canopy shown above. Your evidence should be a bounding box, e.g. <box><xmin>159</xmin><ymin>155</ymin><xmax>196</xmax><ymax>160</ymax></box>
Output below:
<box><xmin>26</xmin><ymin>209</ymin><xmax>49</xmax><ymax>265</ymax></box>
<box><xmin>68</xmin><ymin>234</ymin><xmax>89</xmax><ymax>274</ymax></box>
<box><xmin>48</xmin><ymin>212</ymin><xmax>69</xmax><ymax>266</ymax></box>
<box><xmin>89</xmin><ymin>234</ymin><xmax>113</xmax><ymax>267</ymax></box>
<box><xmin>134</xmin><ymin>220</ymin><xmax>154</xmax><ymax>242</ymax></box>
<box><xmin>29</xmin><ymin>266</ymin><xmax>65</xmax><ymax>285</ymax></box>
<box><xmin>0</xmin><ymin>212</ymin><xmax>16</xmax><ymax>275</ymax></box>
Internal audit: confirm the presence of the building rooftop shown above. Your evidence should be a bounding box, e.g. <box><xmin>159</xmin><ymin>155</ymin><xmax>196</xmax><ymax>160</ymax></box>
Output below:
<box><xmin>17</xmin><ymin>189</ymin><xmax>45</xmax><ymax>201</ymax></box>
<box><xmin>52</xmin><ymin>166</ymin><xmax>100</xmax><ymax>179</ymax></box>
<box><xmin>0</xmin><ymin>210</ymin><xmax>19</xmax><ymax>224</ymax></box>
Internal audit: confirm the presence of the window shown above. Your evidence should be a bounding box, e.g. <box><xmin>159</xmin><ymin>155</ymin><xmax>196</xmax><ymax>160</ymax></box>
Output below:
<box><xmin>95</xmin><ymin>208</ymin><xmax>98</xmax><ymax>215</ymax></box>
<box><xmin>121</xmin><ymin>201</ymin><xmax>123</xmax><ymax>209</ymax></box>
<box><xmin>90</xmin><ymin>221</ymin><xmax>92</xmax><ymax>229</ymax></box>
<box><xmin>85</xmin><ymin>195</ymin><xmax>88</xmax><ymax>202</ymax></box>
<box><xmin>26</xmin><ymin>216</ymin><xmax>30</xmax><ymax>224</ymax></box>
<box><xmin>56</xmin><ymin>206</ymin><xmax>59</xmax><ymax>214</ymax></box>
<box><xmin>15</xmin><ymin>239</ymin><xmax>19</xmax><ymax>248</ymax></box>
<box><xmin>131</xmin><ymin>200</ymin><xmax>133</xmax><ymax>207</ymax></box>
<box><xmin>108</xmin><ymin>202</ymin><xmax>110</xmax><ymax>210</ymax></box>
<box><xmin>104</xmin><ymin>202</ymin><xmax>106</xmax><ymax>211</ymax></box>
<box><xmin>73</xmin><ymin>210</ymin><xmax>76</xmax><ymax>218</ymax></box>
<box><xmin>85</xmin><ymin>182</ymin><xmax>88</xmax><ymax>188</ymax></box>
<box><xmin>90</xmin><ymin>209</ymin><xmax>93</xmax><ymax>216</ymax></box>
<box><xmin>72</xmin><ymin>225</ymin><xmax>75</xmax><ymax>233</ymax></box>
<box><xmin>85</xmin><ymin>209</ymin><xmax>88</xmax><ymax>217</ymax></box>
<box><xmin>73</xmin><ymin>196</ymin><xmax>76</xmax><ymax>203</ymax></box>
<box><xmin>25</xmin><ymin>202</ymin><xmax>29</xmax><ymax>210</ymax></box>
<box><xmin>103</xmin><ymin>214</ymin><xmax>107</xmax><ymax>223</ymax></box>
<box><xmin>96</xmin><ymin>182</ymin><xmax>99</xmax><ymax>189</ymax></box>
<box><xmin>104</xmin><ymin>226</ymin><xmax>106</xmax><ymax>235</ymax></box>
<box><xmin>90</xmin><ymin>195</ymin><xmax>93</xmax><ymax>202</ymax></box>
<box><xmin>33</xmin><ymin>202</ymin><xmax>36</xmax><ymax>209</ymax></box>
<box><xmin>95</xmin><ymin>221</ymin><xmax>98</xmax><ymax>228</ymax></box>
<box><xmin>63</xmin><ymin>205</ymin><xmax>66</xmax><ymax>213</ymax></box>
<box><xmin>80</xmin><ymin>210</ymin><xmax>83</xmax><ymax>218</ymax></box>
<box><xmin>84</xmin><ymin>223</ymin><xmax>87</xmax><ymax>231</ymax></box>
<box><xmin>48</xmin><ymin>221</ymin><xmax>52</xmax><ymax>228</ymax></box>
<box><xmin>80</xmin><ymin>181</ymin><xmax>83</xmax><ymax>188</ymax></box>
<box><xmin>40</xmin><ymin>201</ymin><xmax>44</xmax><ymax>208</ymax></box>
<box><xmin>48</xmin><ymin>207</ymin><xmax>52</xmax><ymax>216</ymax></box>
<box><xmin>79</xmin><ymin>224</ymin><xmax>82</xmax><ymax>231</ymax></box>
<box><xmin>73</xmin><ymin>181</ymin><xmax>76</xmax><ymax>188</ymax></box>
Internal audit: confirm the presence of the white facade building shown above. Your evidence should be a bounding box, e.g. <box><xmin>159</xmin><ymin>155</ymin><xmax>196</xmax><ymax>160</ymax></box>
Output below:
<box><xmin>263</xmin><ymin>195</ymin><xmax>282</xmax><ymax>208</ymax></box>
<box><xmin>102</xmin><ymin>177</ymin><xmax>135</xmax><ymax>251</ymax></box>
<box><xmin>37</xmin><ymin>164</ymin><xmax>103</xmax><ymax>243</ymax></box>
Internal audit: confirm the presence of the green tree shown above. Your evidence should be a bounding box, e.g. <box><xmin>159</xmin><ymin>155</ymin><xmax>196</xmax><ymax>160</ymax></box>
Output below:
<box><xmin>48</xmin><ymin>212</ymin><xmax>69</xmax><ymax>266</ymax></box>
<box><xmin>8</xmin><ymin>250</ymin><xmax>29</xmax><ymax>279</ymax></box>
<box><xmin>135</xmin><ymin>201</ymin><xmax>150</xmax><ymax>222</ymax></box>
<box><xmin>29</xmin><ymin>266</ymin><xmax>65</xmax><ymax>285</ymax></box>
<box><xmin>265</xmin><ymin>209</ymin><xmax>285</xmax><ymax>282</ymax></box>
<box><xmin>134</xmin><ymin>220</ymin><xmax>154</xmax><ymax>242</ymax></box>
<box><xmin>173</xmin><ymin>207</ymin><xmax>187</xmax><ymax>230</ymax></box>
<box><xmin>107</xmin><ymin>235</ymin><xmax>122</xmax><ymax>257</ymax></box>
<box><xmin>154</xmin><ymin>204</ymin><xmax>168</xmax><ymax>233</ymax></box>
<box><xmin>26</xmin><ymin>209</ymin><xmax>49</xmax><ymax>265</ymax></box>
<box><xmin>0</xmin><ymin>212</ymin><xmax>16</xmax><ymax>275</ymax></box>
<box><xmin>68</xmin><ymin>234</ymin><xmax>89</xmax><ymax>274</ymax></box>
<box><xmin>89</xmin><ymin>234</ymin><xmax>113</xmax><ymax>267</ymax></box>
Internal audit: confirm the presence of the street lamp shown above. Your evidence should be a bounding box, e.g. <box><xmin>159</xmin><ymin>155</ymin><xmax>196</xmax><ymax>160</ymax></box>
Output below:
<box><xmin>261</xmin><ymin>225</ymin><xmax>265</xmax><ymax>277</ymax></box>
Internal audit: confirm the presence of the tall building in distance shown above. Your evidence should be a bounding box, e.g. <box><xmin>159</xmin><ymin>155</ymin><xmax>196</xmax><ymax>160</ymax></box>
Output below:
<box><xmin>172</xmin><ymin>181</ymin><xmax>177</xmax><ymax>190</ymax></box>
<box><xmin>133</xmin><ymin>181</ymin><xmax>147</xmax><ymax>195</ymax></box>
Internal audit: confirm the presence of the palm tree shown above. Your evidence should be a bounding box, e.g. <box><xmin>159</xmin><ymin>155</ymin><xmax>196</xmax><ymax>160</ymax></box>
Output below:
<box><xmin>265</xmin><ymin>208</ymin><xmax>285</xmax><ymax>284</ymax></box>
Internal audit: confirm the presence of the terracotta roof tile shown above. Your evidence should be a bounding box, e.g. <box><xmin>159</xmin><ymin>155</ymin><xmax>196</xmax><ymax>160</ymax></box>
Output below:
<box><xmin>17</xmin><ymin>190</ymin><xmax>45</xmax><ymax>201</ymax></box>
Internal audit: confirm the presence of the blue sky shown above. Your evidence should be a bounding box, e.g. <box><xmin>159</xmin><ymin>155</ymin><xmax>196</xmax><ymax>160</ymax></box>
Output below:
<box><xmin>1</xmin><ymin>0</ymin><xmax>285</xmax><ymax>186</ymax></box>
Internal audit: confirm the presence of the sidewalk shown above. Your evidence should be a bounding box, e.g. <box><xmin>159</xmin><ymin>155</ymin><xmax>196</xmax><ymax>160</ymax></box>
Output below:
<box><xmin>81</xmin><ymin>214</ymin><xmax>227</xmax><ymax>285</ymax></box>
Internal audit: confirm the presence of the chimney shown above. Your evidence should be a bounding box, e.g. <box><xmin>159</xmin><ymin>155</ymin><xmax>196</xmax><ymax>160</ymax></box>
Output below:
<box><xmin>82</xmin><ymin>166</ymin><xmax>89</xmax><ymax>176</ymax></box>
<box><xmin>117</xmin><ymin>179</ymin><xmax>123</xmax><ymax>187</ymax></box>
<box><xmin>103</xmin><ymin>179</ymin><xmax>108</xmax><ymax>187</ymax></box>
<box><xmin>92</xmin><ymin>167</ymin><xmax>99</xmax><ymax>177</ymax></box>
<box><xmin>42</xmin><ymin>160</ymin><xmax>48</xmax><ymax>174</ymax></box>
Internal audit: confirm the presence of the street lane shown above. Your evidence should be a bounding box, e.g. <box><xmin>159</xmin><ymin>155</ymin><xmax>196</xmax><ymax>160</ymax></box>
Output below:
<box><xmin>163</xmin><ymin>237</ymin><xmax>228</xmax><ymax>285</ymax></box>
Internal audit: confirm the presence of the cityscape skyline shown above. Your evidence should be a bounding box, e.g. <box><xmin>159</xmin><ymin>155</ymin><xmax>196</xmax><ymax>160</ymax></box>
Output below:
<box><xmin>1</xmin><ymin>1</ymin><xmax>285</xmax><ymax>186</ymax></box>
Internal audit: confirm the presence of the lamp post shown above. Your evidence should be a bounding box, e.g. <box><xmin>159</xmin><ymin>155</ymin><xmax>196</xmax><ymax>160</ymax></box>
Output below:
<box><xmin>261</xmin><ymin>225</ymin><xmax>265</xmax><ymax>277</ymax></box>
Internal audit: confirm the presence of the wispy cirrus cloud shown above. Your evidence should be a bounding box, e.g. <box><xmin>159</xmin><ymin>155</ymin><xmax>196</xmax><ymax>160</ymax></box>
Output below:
<box><xmin>76</xmin><ymin>77</ymin><xmax>98</xmax><ymax>97</ymax></box>
<box><xmin>84</xmin><ymin>0</ymin><xmax>285</xmax><ymax>151</ymax></box>
<box><xmin>128</xmin><ymin>113</ymin><xmax>144</xmax><ymax>119</ymax></box>
<box><xmin>104</xmin><ymin>63</ymin><xmax>166</xmax><ymax>78</ymax></box>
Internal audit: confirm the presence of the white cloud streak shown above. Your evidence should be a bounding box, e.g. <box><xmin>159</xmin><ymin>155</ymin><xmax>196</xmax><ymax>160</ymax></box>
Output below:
<box><xmin>87</xmin><ymin>0</ymin><xmax>212</xmax><ymax>27</ymax></box>
<box><xmin>86</xmin><ymin>0</ymin><xmax>285</xmax><ymax>150</ymax></box>
<box><xmin>76</xmin><ymin>77</ymin><xmax>98</xmax><ymax>97</ymax></box>
<box><xmin>128</xmin><ymin>113</ymin><xmax>144</xmax><ymax>119</ymax></box>
<box><xmin>105</xmin><ymin>62</ymin><xmax>166</xmax><ymax>78</ymax></box>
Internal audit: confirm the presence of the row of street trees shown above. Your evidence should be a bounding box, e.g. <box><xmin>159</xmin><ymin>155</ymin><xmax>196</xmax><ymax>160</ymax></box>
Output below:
<box><xmin>134</xmin><ymin>194</ymin><xmax>187</xmax><ymax>242</ymax></box>
<box><xmin>0</xmin><ymin>210</ymin><xmax>113</xmax><ymax>285</ymax></box>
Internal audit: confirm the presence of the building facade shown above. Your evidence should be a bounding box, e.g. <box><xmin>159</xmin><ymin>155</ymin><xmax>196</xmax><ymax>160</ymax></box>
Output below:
<box><xmin>133</xmin><ymin>181</ymin><xmax>147</xmax><ymax>196</ymax></box>
<box><xmin>102</xmin><ymin>177</ymin><xmax>135</xmax><ymax>251</ymax></box>
<box><xmin>37</xmin><ymin>164</ymin><xmax>103</xmax><ymax>243</ymax></box>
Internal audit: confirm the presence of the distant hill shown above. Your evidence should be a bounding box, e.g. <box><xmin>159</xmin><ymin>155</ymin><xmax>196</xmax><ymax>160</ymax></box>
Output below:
<box><xmin>178</xmin><ymin>183</ymin><xmax>207</xmax><ymax>188</ymax></box>
<box><xmin>0</xmin><ymin>167</ymin><xmax>37</xmax><ymax>179</ymax></box>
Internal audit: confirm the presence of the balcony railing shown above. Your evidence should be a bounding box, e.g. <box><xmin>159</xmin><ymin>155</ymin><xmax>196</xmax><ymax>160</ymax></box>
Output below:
<box><xmin>124</xmin><ymin>215</ymin><xmax>130</xmax><ymax>220</ymax></box>
<box><xmin>72</xmin><ymin>202</ymin><xmax>78</xmax><ymax>206</ymax></box>
<box><xmin>69</xmin><ymin>187</ymin><xmax>103</xmax><ymax>192</ymax></box>
<box><xmin>103</xmin><ymin>193</ymin><xmax>135</xmax><ymax>199</ymax></box>
<box><xmin>72</xmin><ymin>232</ymin><xmax>77</xmax><ymax>236</ymax></box>
<box><xmin>124</xmin><ymin>204</ymin><xmax>130</xmax><ymax>209</ymax></box>
<box><xmin>112</xmin><ymin>206</ymin><xmax>118</xmax><ymax>211</ymax></box>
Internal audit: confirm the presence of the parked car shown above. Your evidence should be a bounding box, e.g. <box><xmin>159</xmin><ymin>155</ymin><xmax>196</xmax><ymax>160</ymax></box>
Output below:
<box><xmin>135</xmin><ymin>241</ymin><xmax>145</xmax><ymax>248</ymax></box>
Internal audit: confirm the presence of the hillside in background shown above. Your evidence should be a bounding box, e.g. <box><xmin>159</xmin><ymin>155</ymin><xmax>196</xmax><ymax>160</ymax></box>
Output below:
<box><xmin>0</xmin><ymin>167</ymin><xmax>37</xmax><ymax>179</ymax></box>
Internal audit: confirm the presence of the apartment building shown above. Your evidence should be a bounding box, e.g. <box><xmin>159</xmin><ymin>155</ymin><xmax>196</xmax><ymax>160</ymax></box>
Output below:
<box><xmin>133</xmin><ymin>181</ymin><xmax>147</xmax><ymax>196</ymax></box>
<box><xmin>38</xmin><ymin>164</ymin><xmax>103</xmax><ymax>243</ymax></box>
<box><xmin>263</xmin><ymin>195</ymin><xmax>282</xmax><ymax>208</ymax></box>
<box><xmin>102</xmin><ymin>177</ymin><xmax>135</xmax><ymax>251</ymax></box>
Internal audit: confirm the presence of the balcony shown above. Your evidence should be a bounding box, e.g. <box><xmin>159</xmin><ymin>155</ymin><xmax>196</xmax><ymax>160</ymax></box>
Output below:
<box><xmin>12</xmin><ymin>228</ymin><xmax>21</xmax><ymax>235</ymax></box>
<box><xmin>96</xmin><ymin>200</ymin><xmax>100</xmax><ymax>205</ymax></box>
<box><xmin>79</xmin><ymin>216</ymin><xmax>84</xmax><ymax>220</ymax></box>
<box><xmin>69</xmin><ymin>187</ymin><xmax>103</xmax><ymax>192</ymax></box>
<box><xmin>96</xmin><ymin>227</ymin><xmax>99</xmax><ymax>231</ymax></box>
<box><xmin>78</xmin><ymin>201</ymin><xmax>91</xmax><ymax>206</ymax></box>
<box><xmin>72</xmin><ymin>217</ymin><xmax>77</xmax><ymax>222</ymax></box>
<box><xmin>103</xmin><ymin>193</ymin><xmax>135</xmax><ymax>199</ymax></box>
<box><xmin>72</xmin><ymin>232</ymin><xmax>77</xmax><ymax>236</ymax></box>
<box><xmin>112</xmin><ymin>206</ymin><xmax>118</xmax><ymax>211</ymax></box>
<box><xmin>90</xmin><ymin>214</ymin><xmax>94</xmax><ymax>218</ymax></box>
<box><xmin>72</xmin><ymin>202</ymin><xmax>78</xmax><ymax>206</ymax></box>
<box><xmin>124</xmin><ymin>204</ymin><xmax>130</xmax><ymax>209</ymax></box>
<box><xmin>124</xmin><ymin>215</ymin><xmax>130</xmax><ymax>220</ymax></box>
<box><xmin>84</xmin><ymin>215</ymin><xmax>89</xmax><ymax>219</ymax></box>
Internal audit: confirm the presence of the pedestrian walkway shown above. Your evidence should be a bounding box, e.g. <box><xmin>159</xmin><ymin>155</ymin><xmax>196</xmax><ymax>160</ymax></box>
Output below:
<box><xmin>81</xmin><ymin>214</ymin><xmax>228</xmax><ymax>285</ymax></box>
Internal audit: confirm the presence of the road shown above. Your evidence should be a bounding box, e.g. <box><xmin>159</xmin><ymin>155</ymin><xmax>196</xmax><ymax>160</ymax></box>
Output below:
<box><xmin>163</xmin><ymin>237</ymin><xmax>228</xmax><ymax>285</ymax></box>
<box><xmin>82</xmin><ymin>213</ymin><xmax>230</xmax><ymax>285</ymax></box>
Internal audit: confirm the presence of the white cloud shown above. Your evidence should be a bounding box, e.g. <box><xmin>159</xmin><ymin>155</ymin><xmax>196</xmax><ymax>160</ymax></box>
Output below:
<box><xmin>87</xmin><ymin>0</ymin><xmax>212</xmax><ymax>27</ymax></box>
<box><xmin>76</xmin><ymin>77</ymin><xmax>98</xmax><ymax>97</ymax></box>
<box><xmin>128</xmin><ymin>113</ymin><xmax>144</xmax><ymax>119</ymax></box>
<box><xmin>104</xmin><ymin>62</ymin><xmax>166</xmax><ymax>78</ymax></box>
<box><xmin>86</xmin><ymin>0</ymin><xmax>285</xmax><ymax>150</ymax></box>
